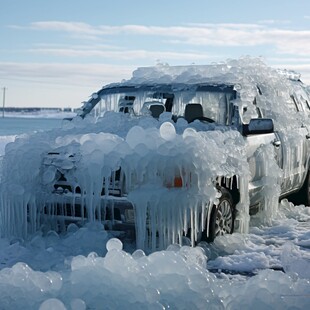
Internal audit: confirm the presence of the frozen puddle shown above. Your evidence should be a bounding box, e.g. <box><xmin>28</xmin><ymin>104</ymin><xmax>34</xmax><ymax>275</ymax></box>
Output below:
<box><xmin>0</xmin><ymin>201</ymin><xmax>309</xmax><ymax>309</ymax></box>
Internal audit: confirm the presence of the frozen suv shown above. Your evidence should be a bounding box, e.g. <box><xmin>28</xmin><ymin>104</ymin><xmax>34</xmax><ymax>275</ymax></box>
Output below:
<box><xmin>13</xmin><ymin>59</ymin><xmax>310</xmax><ymax>249</ymax></box>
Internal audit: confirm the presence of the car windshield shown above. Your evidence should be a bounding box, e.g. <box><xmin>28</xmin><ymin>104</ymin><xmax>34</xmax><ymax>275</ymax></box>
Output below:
<box><xmin>83</xmin><ymin>84</ymin><xmax>236</xmax><ymax>125</ymax></box>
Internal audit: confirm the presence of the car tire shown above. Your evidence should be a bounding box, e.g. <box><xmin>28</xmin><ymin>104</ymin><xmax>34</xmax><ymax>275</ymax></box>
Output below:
<box><xmin>300</xmin><ymin>171</ymin><xmax>310</xmax><ymax>206</ymax></box>
<box><xmin>202</xmin><ymin>187</ymin><xmax>235</xmax><ymax>243</ymax></box>
<box><xmin>306</xmin><ymin>172</ymin><xmax>310</xmax><ymax>206</ymax></box>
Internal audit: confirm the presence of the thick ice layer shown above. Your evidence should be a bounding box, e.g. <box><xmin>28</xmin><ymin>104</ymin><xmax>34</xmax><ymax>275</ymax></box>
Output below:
<box><xmin>100</xmin><ymin>57</ymin><xmax>306</xmax><ymax>131</ymax></box>
<box><xmin>0</xmin><ymin>57</ymin><xmax>309</xmax><ymax>250</ymax></box>
<box><xmin>0</xmin><ymin>114</ymin><xmax>251</xmax><ymax>249</ymax></box>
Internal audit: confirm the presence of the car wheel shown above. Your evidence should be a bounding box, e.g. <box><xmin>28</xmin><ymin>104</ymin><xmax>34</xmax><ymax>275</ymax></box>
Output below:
<box><xmin>307</xmin><ymin>173</ymin><xmax>310</xmax><ymax>206</ymax></box>
<box><xmin>202</xmin><ymin>187</ymin><xmax>235</xmax><ymax>242</ymax></box>
<box><xmin>304</xmin><ymin>171</ymin><xmax>310</xmax><ymax>206</ymax></box>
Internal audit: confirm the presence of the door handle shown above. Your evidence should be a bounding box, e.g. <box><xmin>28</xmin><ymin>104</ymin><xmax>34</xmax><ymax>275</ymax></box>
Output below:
<box><xmin>273</xmin><ymin>140</ymin><xmax>281</xmax><ymax>147</ymax></box>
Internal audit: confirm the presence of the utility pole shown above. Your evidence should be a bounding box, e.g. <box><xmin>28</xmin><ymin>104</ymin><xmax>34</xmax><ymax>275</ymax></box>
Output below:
<box><xmin>2</xmin><ymin>87</ymin><xmax>6</xmax><ymax>118</ymax></box>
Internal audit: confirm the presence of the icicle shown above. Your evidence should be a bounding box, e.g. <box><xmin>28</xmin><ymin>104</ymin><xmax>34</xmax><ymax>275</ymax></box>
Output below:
<box><xmin>190</xmin><ymin>208</ymin><xmax>194</xmax><ymax>246</ymax></box>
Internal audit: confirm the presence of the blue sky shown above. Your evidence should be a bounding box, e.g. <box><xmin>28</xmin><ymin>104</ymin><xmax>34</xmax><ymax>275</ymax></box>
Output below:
<box><xmin>1</xmin><ymin>0</ymin><xmax>310</xmax><ymax>108</ymax></box>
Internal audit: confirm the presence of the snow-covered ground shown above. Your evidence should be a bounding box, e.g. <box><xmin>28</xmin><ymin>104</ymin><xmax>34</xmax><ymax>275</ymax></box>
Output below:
<box><xmin>2</xmin><ymin>111</ymin><xmax>76</xmax><ymax>119</ymax></box>
<box><xmin>0</xmin><ymin>199</ymin><xmax>309</xmax><ymax>309</ymax></box>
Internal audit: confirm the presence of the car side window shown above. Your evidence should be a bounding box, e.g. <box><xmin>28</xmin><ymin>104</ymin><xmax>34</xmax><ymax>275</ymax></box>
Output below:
<box><xmin>297</xmin><ymin>93</ymin><xmax>310</xmax><ymax>112</ymax></box>
<box><xmin>290</xmin><ymin>95</ymin><xmax>303</xmax><ymax>112</ymax></box>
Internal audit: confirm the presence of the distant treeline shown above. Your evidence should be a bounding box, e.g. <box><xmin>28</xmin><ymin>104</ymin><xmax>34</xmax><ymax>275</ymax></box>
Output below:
<box><xmin>0</xmin><ymin>107</ymin><xmax>73</xmax><ymax>113</ymax></box>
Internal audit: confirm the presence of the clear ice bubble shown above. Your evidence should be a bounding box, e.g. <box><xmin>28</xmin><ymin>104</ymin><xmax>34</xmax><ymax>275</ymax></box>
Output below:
<box><xmin>134</xmin><ymin>143</ymin><xmax>149</xmax><ymax>156</ymax></box>
<box><xmin>160</xmin><ymin>122</ymin><xmax>176</xmax><ymax>141</ymax></box>
<box><xmin>71</xmin><ymin>255</ymin><xmax>88</xmax><ymax>271</ymax></box>
<box><xmin>39</xmin><ymin>298</ymin><xmax>66</xmax><ymax>310</ymax></box>
<box><xmin>67</xmin><ymin>223</ymin><xmax>79</xmax><ymax>233</ymax></box>
<box><xmin>183</xmin><ymin>127</ymin><xmax>197</xmax><ymax>139</ymax></box>
<box><xmin>46</xmin><ymin>271</ymin><xmax>63</xmax><ymax>291</ymax></box>
<box><xmin>46</xmin><ymin>230</ymin><xmax>59</xmax><ymax>247</ymax></box>
<box><xmin>87</xmin><ymin>252</ymin><xmax>99</xmax><ymax>261</ymax></box>
<box><xmin>70</xmin><ymin>299</ymin><xmax>86</xmax><ymax>310</ymax></box>
<box><xmin>30</xmin><ymin>235</ymin><xmax>45</xmax><ymax>250</ymax></box>
<box><xmin>12</xmin><ymin>262</ymin><xmax>32</xmax><ymax>275</ymax></box>
<box><xmin>186</xmin><ymin>247</ymin><xmax>207</xmax><ymax>269</ymax></box>
<box><xmin>106</xmin><ymin>238</ymin><xmax>123</xmax><ymax>251</ymax></box>
<box><xmin>132</xmin><ymin>249</ymin><xmax>146</xmax><ymax>260</ymax></box>
<box><xmin>126</xmin><ymin>126</ymin><xmax>146</xmax><ymax>148</ymax></box>
<box><xmin>166</xmin><ymin>244</ymin><xmax>181</xmax><ymax>252</ymax></box>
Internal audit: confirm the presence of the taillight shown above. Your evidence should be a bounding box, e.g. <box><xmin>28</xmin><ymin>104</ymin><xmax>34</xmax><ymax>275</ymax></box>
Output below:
<box><xmin>173</xmin><ymin>176</ymin><xmax>183</xmax><ymax>188</ymax></box>
<box><xmin>164</xmin><ymin>170</ymin><xmax>192</xmax><ymax>188</ymax></box>
<box><xmin>165</xmin><ymin>174</ymin><xmax>191</xmax><ymax>188</ymax></box>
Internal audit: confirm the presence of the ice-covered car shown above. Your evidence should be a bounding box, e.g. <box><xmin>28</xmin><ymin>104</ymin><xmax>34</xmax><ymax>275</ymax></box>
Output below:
<box><xmin>1</xmin><ymin>58</ymin><xmax>310</xmax><ymax>250</ymax></box>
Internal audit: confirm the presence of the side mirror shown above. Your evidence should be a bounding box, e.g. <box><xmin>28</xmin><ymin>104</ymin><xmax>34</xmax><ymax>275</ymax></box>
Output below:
<box><xmin>242</xmin><ymin>118</ymin><xmax>274</xmax><ymax>136</ymax></box>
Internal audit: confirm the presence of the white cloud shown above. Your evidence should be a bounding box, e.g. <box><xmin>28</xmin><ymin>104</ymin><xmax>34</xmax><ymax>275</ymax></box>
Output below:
<box><xmin>2</xmin><ymin>60</ymin><xmax>310</xmax><ymax>109</ymax></box>
<box><xmin>0</xmin><ymin>62</ymin><xmax>136</xmax><ymax>108</ymax></box>
<box><xmin>0</xmin><ymin>62</ymin><xmax>134</xmax><ymax>87</ymax></box>
<box><xmin>269</xmin><ymin>56</ymin><xmax>310</xmax><ymax>63</ymax></box>
<box><xmin>31</xmin><ymin>21</ymin><xmax>102</xmax><ymax>36</ymax></box>
<box><xmin>4</xmin><ymin>21</ymin><xmax>310</xmax><ymax>108</ymax></box>
<box><xmin>27</xmin><ymin>47</ymin><xmax>213</xmax><ymax>61</ymax></box>
<box><xmin>22</xmin><ymin>21</ymin><xmax>310</xmax><ymax>56</ymax></box>
<box><xmin>258</xmin><ymin>19</ymin><xmax>291</xmax><ymax>25</ymax></box>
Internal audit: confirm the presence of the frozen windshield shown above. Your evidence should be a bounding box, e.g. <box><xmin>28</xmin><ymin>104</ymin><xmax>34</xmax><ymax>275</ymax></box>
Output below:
<box><xmin>86</xmin><ymin>84</ymin><xmax>236</xmax><ymax>125</ymax></box>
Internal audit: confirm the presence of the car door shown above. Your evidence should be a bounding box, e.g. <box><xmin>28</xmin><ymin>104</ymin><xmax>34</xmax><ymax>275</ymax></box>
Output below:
<box><xmin>245</xmin><ymin>129</ymin><xmax>283</xmax><ymax>207</ymax></box>
<box><xmin>279</xmin><ymin>89</ymin><xmax>310</xmax><ymax>194</ymax></box>
<box><xmin>231</xmin><ymin>100</ymin><xmax>283</xmax><ymax>207</ymax></box>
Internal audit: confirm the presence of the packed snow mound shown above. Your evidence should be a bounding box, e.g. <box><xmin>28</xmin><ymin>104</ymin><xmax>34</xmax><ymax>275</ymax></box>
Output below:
<box><xmin>3</xmin><ymin>111</ymin><xmax>76</xmax><ymax>119</ymax></box>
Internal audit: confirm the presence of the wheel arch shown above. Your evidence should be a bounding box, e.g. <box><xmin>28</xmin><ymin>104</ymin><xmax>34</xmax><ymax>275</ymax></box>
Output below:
<box><xmin>202</xmin><ymin>179</ymin><xmax>237</xmax><ymax>243</ymax></box>
<box><xmin>216</xmin><ymin>175</ymin><xmax>240</xmax><ymax>206</ymax></box>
